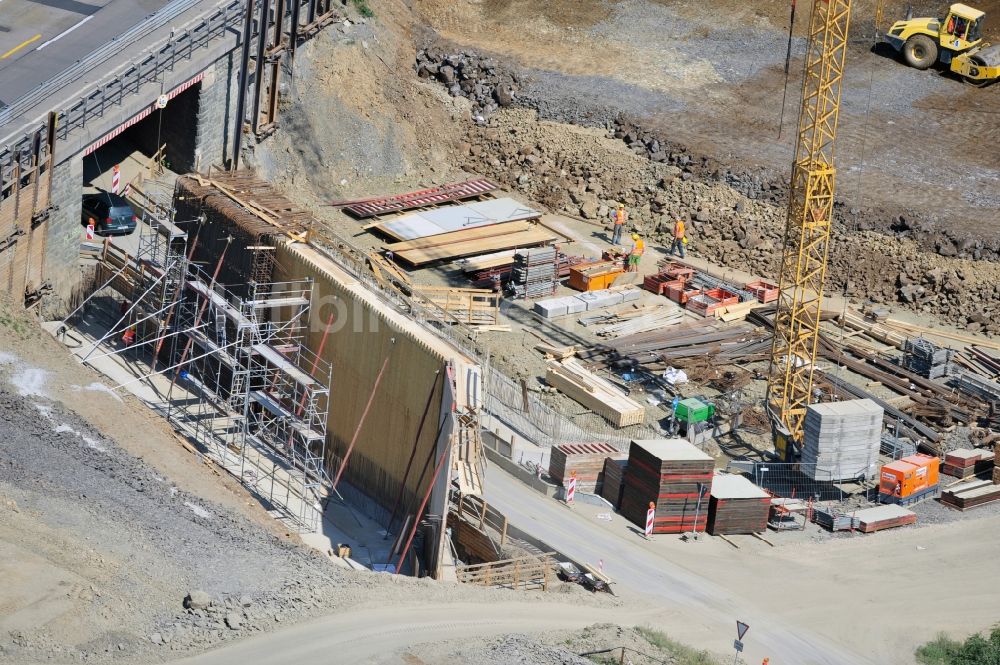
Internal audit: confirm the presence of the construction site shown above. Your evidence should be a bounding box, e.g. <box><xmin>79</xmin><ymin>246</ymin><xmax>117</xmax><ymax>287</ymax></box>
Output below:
<box><xmin>3</xmin><ymin>0</ymin><xmax>1000</xmax><ymax>664</ymax></box>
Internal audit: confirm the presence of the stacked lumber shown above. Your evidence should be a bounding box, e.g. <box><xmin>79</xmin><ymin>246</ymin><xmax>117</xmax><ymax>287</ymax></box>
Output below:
<box><xmin>384</xmin><ymin>220</ymin><xmax>558</xmax><ymax>266</ymax></box>
<box><xmin>601</xmin><ymin>458</ymin><xmax>627</xmax><ymax>508</ymax></box>
<box><xmin>619</xmin><ymin>439</ymin><xmax>714</xmax><ymax>534</ymax></box>
<box><xmin>942</xmin><ymin>448</ymin><xmax>983</xmax><ymax>479</ymax></box>
<box><xmin>706</xmin><ymin>474</ymin><xmax>770</xmax><ymax>535</ymax></box>
<box><xmin>585</xmin><ymin>306</ymin><xmax>685</xmax><ymax>338</ymax></box>
<box><xmin>801</xmin><ymin>399</ymin><xmax>883</xmax><ymax>481</ymax></box>
<box><xmin>547</xmin><ymin>443</ymin><xmax>626</xmax><ymax>493</ymax></box>
<box><xmin>545</xmin><ymin>359</ymin><xmax>645</xmax><ymax>427</ymax></box>
<box><xmin>853</xmin><ymin>504</ymin><xmax>917</xmax><ymax>533</ymax></box>
<box><xmin>941</xmin><ymin>478</ymin><xmax>1000</xmax><ymax>510</ymax></box>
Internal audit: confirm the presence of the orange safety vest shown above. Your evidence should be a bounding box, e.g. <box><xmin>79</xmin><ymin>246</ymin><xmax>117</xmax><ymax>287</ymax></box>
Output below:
<box><xmin>614</xmin><ymin>209</ymin><xmax>626</xmax><ymax>225</ymax></box>
<box><xmin>674</xmin><ymin>219</ymin><xmax>686</xmax><ymax>239</ymax></box>
<box><xmin>631</xmin><ymin>239</ymin><xmax>645</xmax><ymax>256</ymax></box>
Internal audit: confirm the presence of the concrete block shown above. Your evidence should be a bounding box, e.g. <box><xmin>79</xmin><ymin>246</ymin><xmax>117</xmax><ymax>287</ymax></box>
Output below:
<box><xmin>564</xmin><ymin>297</ymin><xmax>588</xmax><ymax>315</ymax></box>
<box><xmin>620</xmin><ymin>287</ymin><xmax>642</xmax><ymax>303</ymax></box>
<box><xmin>534</xmin><ymin>298</ymin><xmax>569</xmax><ymax>319</ymax></box>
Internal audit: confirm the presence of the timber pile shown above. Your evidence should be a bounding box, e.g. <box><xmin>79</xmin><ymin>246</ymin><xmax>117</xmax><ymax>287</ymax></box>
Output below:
<box><xmin>582</xmin><ymin>306</ymin><xmax>685</xmax><ymax>338</ymax></box>
<box><xmin>942</xmin><ymin>448</ymin><xmax>983</xmax><ymax>479</ymax></box>
<box><xmin>601</xmin><ymin>458</ymin><xmax>627</xmax><ymax>508</ymax></box>
<box><xmin>545</xmin><ymin>359</ymin><xmax>645</xmax><ymax>427</ymax></box>
<box><xmin>620</xmin><ymin>439</ymin><xmax>714</xmax><ymax>534</ymax></box>
<box><xmin>706</xmin><ymin>474</ymin><xmax>770</xmax><ymax>535</ymax></box>
<box><xmin>853</xmin><ymin>504</ymin><xmax>917</xmax><ymax>533</ymax></box>
<box><xmin>548</xmin><ymin>443</ymin><xmax>626</xmax><ymax>493</ymax></box>
<box><xmin>385</xmin><ymin>220</ymin><xmax>558</xmax><ymax>266</ymax></box>
<box><xmin>941</xmin><ymin>479</ymin><xmax>1000</xmax><ymax>510</ymax></box>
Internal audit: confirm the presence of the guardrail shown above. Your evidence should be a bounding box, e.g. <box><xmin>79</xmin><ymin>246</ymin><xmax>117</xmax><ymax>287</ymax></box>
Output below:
<box><xmin>0</xmin><ymin>0</ymin><xmax>206</xmax><ymax>131</ymax></box>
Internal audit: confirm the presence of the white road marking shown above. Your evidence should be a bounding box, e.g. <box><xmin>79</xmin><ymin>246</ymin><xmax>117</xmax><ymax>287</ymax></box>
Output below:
<box><xmin>35</xmin><ymin>15</ymin><xmax>93</xmax><ymax>51</ymax></box>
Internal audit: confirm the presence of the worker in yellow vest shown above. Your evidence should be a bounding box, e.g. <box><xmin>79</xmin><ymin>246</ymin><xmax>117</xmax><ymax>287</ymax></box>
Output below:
<box><xmin>669</xmin><ymin>217</ymin><xmax>686</xmax><ymax>258</ymax></box>
<box><xmin>628</xmin><ymin>233</ymin><xmax>645</xmax><ymax>272</ymax></box>
<box><xmin>610</xmin><ymin>203</ymin><xmax>627</xmax><ymax>245</ymax></box>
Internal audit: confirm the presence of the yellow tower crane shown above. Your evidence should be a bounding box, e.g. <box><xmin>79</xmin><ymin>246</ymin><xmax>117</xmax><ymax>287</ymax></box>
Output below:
<box><xmin>767</xmin><ymin>0</ymin><xmax>853</xmax><ymax>459</ymax></box>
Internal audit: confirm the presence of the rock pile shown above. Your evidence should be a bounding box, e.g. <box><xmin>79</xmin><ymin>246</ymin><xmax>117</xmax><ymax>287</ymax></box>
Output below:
<box><xmin>459</xmin><ymin>108</ymin><xmax>1000</xmax><ymax>334</ymax></box>
<box><xmin>415</xmin><ymin>47</ymin><xmax>518</xmax><ymax>122</ymax></box>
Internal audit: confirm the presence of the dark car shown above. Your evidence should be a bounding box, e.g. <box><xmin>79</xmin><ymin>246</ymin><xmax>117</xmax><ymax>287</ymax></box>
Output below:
<box><xmin>81</xmin><ymin>192</ymin><xmax>137</xmax><ymax>236</ymax></box>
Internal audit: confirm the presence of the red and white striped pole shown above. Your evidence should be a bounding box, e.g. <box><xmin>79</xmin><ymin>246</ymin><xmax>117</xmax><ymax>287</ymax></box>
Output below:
<box><xmin>645</xmin><ymin>501</ymin><xmax>655</xmax><ymax>538</ymax></box>
<box><xmin>566</xmin><ymin>470</ymin><xmax>577</xmax><ymax>505</ymax></box>
<box><xmin>111</xmin><ymin>164</ymin><xmax>121</xmax><ymax>195</ymax></box>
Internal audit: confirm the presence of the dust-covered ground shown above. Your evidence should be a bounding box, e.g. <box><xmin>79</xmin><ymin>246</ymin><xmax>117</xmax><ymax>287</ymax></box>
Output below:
<box><xmin>0</xmin><ymin>299</ymin><xmax>627</xmax><ymax>665</ymax></box>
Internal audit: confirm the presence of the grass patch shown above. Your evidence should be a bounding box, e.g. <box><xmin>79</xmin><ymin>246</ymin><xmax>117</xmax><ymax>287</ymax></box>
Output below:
<box><xmin>634</xmin><ymin>626</ymin><xmax>718</xmax><ymax>665</ymax></box>
<box><xmin>0</xmin><ymin>309</ymin><xmax>29</xmax><ymax>337</ymax></box>
<box><xmin>351</xmin><ymin>0</ymin><xmax>374</xmax><ymax>17</ymax></box>
<box><xmin>916</xmin><ymin>628</ymin><xmax>1000</xmax><ymax>665</ymax></box>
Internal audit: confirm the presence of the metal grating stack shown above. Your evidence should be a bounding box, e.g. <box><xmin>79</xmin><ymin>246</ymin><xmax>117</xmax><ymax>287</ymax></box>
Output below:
<box><xmin>902</xmin><ymin>337</ymin><xmax>953</xmax><ymax>379</ymax></box>
<box><xmin>510</xmin><ymin>246</ymin><xmax>558</xmax><ymax>299</ymax></box>
<box><xmin>801</xmin><ymin>399</ymin><xmax>883</xmax><ymax>481</ymax></box>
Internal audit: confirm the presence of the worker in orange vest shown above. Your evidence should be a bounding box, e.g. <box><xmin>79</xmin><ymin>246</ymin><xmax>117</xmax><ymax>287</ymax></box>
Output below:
<box><xmin>121</xmin><ymin>327</ymin><xmax>136</xmax><ymax>347</ymax></box>
<box><xmin>610</xmin><ymin>203</ymin><xmax>627</xmax><ymax>245</ymax></box>
<box><xmin>628</xmin><ymin>233</ymin><xmax>645</xmax><ymax>273</ymax></box>
<box><xmin>669</xmin><ymin>216</ymin><xmax>686</xmax><ymax>258</ymax></box>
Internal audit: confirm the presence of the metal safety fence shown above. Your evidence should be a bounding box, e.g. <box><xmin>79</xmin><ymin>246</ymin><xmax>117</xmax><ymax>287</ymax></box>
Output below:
<box><xmin>731</xmin><ymin>460</ymin><xmax>878</xmax><ymax>506</ymax></box>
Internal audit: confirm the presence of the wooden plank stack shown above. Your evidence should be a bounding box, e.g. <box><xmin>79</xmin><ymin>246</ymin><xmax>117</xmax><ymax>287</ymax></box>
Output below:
<box><xmin>545</xmin><ymin>359</ymin><xmax>645</xmax><ymax>427</ymax></box>
<box><xmin>619</xmin><ymin>439</ymin><xmax>714</xmax><ymax>534</ymax></box>
<box><xmin>942</xmin><ymin>478</ymin><xmax>1000</xmax><ymax>510</ymax></box>
<box><xmin>942</xmin><ymin>448</ymin><xmax>983</xmax><ymax>479</ymax></box>
<box><xmin>853</xmin><ymin>504</ymin><xmax>917</xmax><ymax>533</ymax></box>
<box><xmin>547</xmin><ymin>443</ymin><xmax>626</xmax><ymax>493</ymax></box>
<box><xmin>385</xmin><ymin>221</ymin><xmax>558</xmax><ymax>266</ymax></box>
<box><xmin>706</xmin><ymin>474</ymin><xmax>770</xmax><ymax>535</ymax></box>
<box><xmin>601</xmin><ymin>458</ymin><xmax>627</xmax><ymax>508</ymax></box>
<box><xmin>801</xmin><ymin>399</ymin><xmax>883</xmax><ymax>481</ymax></box>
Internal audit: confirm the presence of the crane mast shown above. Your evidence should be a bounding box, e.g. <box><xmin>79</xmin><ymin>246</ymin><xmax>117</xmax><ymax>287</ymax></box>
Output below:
<box><xmin>767</xmin><ymin>0</ymin><xmax>853</xmax><ymax>457</ymax></box>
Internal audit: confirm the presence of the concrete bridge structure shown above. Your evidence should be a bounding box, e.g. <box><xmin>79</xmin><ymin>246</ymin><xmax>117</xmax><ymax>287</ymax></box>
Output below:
<box><xmin>0</xmin><ymin>0</ymin><xmax>339</xmax><ymax>310</ymax></box>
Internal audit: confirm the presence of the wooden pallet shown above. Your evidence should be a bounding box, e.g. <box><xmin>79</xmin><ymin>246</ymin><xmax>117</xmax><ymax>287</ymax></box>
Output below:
<box><xmin>413</xmin><ymin>286</ymin><xmax>500</xmax><ymax>326</ymax></box>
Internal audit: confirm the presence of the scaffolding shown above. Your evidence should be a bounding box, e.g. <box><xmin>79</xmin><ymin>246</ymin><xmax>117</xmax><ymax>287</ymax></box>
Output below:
<box><xmin>70</xmin><ymin>209</ymin><xmax>333</xmax><ymax>532</ymax></box>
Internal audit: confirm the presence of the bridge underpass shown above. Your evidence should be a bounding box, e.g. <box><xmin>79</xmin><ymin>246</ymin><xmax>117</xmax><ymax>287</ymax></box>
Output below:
<box><xmin>0</xmin><ymin>0</ymin><xmax>339</xmax><ymax>314</ymax></box>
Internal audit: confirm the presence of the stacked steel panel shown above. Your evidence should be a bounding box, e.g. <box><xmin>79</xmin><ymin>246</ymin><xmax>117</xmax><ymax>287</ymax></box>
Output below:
<box><xmin>547</xmin><ymin>442</ymin><xmax>626</xmax><ymax>494</ymax></box>
<box><xmin>706</xmin><ymin>474</ymin><xmax>770</xmax><ymax>535</ymax></box>
<box><xmin>801</xmin><ymin>399</ymin><xmax>883</xmax><ymax>481</ymax></box>
<box><xmin>601</xmin><ymin>458</ymin><xmax>627</xmax><ymax>508</ymax></box>
<box><xmin>510</xmin><ymin>246</ymin><xmax>557</xmax><ymax>299</ymax></box>
<box><xmin>619</xmin><ymin>439</ymin><xmax>714</xmax><ymax>534</ymax></box>
<box><xmin>902</xmin><ymin>338</ymin><xmax>953</xmax><ymax>379</ymax></box>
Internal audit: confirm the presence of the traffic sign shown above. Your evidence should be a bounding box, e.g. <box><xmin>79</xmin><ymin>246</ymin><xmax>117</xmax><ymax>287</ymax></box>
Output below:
<box><xmin>733</xmin><ymin>640</ymin><xmax>744</xmax><ymax>652</ymax></box>
<box><xmin>85</xmin><ymin>223</ymin><xmax>95</xmax><ymax>240</ymax></box>
<box><xmin>737</xmin><ymin>621</ymin><xmax>750</xmax><ymax>640</ymax></box>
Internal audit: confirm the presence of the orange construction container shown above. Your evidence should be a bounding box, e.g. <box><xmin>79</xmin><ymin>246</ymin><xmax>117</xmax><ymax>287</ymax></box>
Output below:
<box><xmin>879</xmin><ymin>455</ymin><xmax>940</xmax><ymax>505</ymax></box>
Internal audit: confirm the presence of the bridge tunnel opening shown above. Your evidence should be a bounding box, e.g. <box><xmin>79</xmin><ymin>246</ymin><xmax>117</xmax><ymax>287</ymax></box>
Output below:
<box><xmin>81</xmin><ymin>82</ymin><xmax>203</xmax><ymax>210</ymax></box>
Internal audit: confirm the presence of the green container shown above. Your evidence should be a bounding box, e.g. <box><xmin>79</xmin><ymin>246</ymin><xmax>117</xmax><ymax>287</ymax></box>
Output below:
<box><xmin>675</xmin><ymin>397</ymin><xmax>715</xmax><ymax>424</ymax></box>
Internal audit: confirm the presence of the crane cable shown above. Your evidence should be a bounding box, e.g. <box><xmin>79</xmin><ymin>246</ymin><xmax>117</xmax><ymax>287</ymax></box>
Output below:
<box><xmin>777</xmin><ymin>0</ymin><xmax>797</xmax><ymax>139</ymax></box>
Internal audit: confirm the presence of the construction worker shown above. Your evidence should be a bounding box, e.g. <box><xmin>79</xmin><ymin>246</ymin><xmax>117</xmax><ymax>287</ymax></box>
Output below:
<box><xmin>628</xmin><ymin>233</ymin><xmax>645</xmax><ymax>273</ymax></box>
<box><xmin>669</xmin><ymin>216</ymin><xmax>686</xmax><ymax>258</ymax></box>
<box><xmin>121</xmin><ymin>327</ymin><xmax>136</xmax><ymax>347</ymax></box>
<box><xmin>609</xmin><ymin>203</ymin><xmax>627</xmax><ymax>245</ymax></box>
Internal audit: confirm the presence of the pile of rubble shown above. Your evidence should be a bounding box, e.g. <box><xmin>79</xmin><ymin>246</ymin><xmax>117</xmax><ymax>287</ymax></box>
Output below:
<box><xmin>415</xmin><ymin>47</ymin><xmax>519</xmax><ymax>121</ymax></box>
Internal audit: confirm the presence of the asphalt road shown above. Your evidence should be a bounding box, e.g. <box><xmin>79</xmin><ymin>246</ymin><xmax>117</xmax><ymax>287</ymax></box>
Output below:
<box><xmin>0</xmin><ymin>0</ymin><xmax>171</xmax><ymax>105</ymax></box>
<box><xmin>170</xmin><ymin>602</ymin><xmax>645</xmax><ymax>665</ymax></box>
<box><xmin>482</xmin><ymin>465</ymin><xmax>871</xmax><ymax>665</ymax></box>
